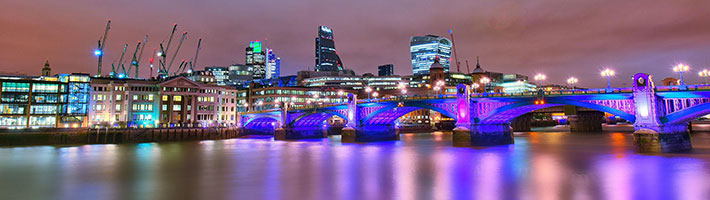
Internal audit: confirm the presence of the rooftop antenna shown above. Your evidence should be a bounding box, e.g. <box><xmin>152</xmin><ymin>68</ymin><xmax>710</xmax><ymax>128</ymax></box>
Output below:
<box><xmin>449</xmin><ymin>29</ymin><xmax>461</xmax><ymax>73</ymax></box>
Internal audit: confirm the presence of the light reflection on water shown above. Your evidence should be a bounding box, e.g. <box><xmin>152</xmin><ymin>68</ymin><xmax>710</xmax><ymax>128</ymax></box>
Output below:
<box><xmin>0</xmin><ymin>131</ymin><xmax>709</xmax><ymax>200</ymax></box>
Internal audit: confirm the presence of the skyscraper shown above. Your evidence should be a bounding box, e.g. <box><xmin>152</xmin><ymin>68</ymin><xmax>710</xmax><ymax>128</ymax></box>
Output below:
<box><xmin>246</xmin><ymin>41</ymin><xmax>267</xmax><ymax>79</ymax></box>
<box><xmin>378</xmin><ymin>64</ymin><xmax>394</xmax><ymax>76</ymax></box>
<box><xmin>265</xmin><ymin>49</ymin><xmax>280</xmax><ymax>79</ymax></box>
<box><xmin>410</xmin><ymin>35</ymin><xmax>452</xmax><ymax>75</ymax></box>
<box><xmin>315</xmin><ymin>26</ymin><xmax>343</xmax><ymax>72</ymax></box>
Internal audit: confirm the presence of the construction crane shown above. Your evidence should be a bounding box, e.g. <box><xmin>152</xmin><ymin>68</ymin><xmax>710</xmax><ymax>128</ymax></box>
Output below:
<box><xmin>174</xmin><ymin>59</ymin><xmax>187</xmax><ymax>76</ymax></box>
<box><xmin>465</xmin><ymin>60</ymin><xmax>471</xmax><ymax>74</ymax></box>
<box><xmin>158</xmin><ymin>24</ymin><xmax>178</xmax><ymax>78</ymax></box>
<box><xmin>111</xmin><ymin>44</ymin><xmax>128</xmax><ymax>77</ymax></box>
<box><xmin>123</xmin><ymin>40</ymin><xmax>142</xmax><ymax>77</ymax></box>
<box><xmin>166</xmin><ymin>32</ymin><xmax>188</xmax><ymax>75</ymax></box>
<box><xmin>149</xmin><ymin>48</ymin><xmax>156</xmax><ymax>78</ymax></box>
<box><xmin>188</xmin><ymin>38</ymin><xmax>202</xmax><ymax>73</ymax></box>
<box><xmin>134</xmin><ymin>35</ymin><xmax>148</xmax><ymax>78</ymax></box>
<box><xmin>95</xmin><ymin>20</ymin><xmax>111</xmax><ymax>77</ymax></box>
<box><xmin>449</xmin><ymin>29</ymin><xmax>461</xmax><ymax>73</ymax></box>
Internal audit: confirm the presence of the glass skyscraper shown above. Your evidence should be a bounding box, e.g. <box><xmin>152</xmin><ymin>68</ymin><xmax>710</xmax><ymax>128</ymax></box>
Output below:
<box><xmin>315</xmin><ymin>26</ymin><xmax>343</xmax><ymax>72</ymax></box>
<box><xmin>266</xmin><ymin>49</ymin><xmax>280</xmax><ymax>79</ymax></box>
<box><xmin>246</xmin><ymin>41</ymin><xmax>267</xmax><ymax>79</ymax></box>
<box><xmin>410</xmin><ymin>35</ymin><xmax>452</xmax><ymax>75</ymax></box>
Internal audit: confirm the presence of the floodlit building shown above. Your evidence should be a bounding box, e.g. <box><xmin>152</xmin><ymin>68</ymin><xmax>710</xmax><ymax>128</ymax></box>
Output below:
<box><xmin>0</xmin><ymin>75</ymin><xmax>69</xmax><ymax>129</ymax></box>
<box><xmin>246</xmin><ymin>41</ymin><xmax>267</xmax><ymax>79</ymax></box>
<box><xmin>315</xmin><ymin>26</ymin><xmax>344</xmax><ymax>71</ymax></box>
<box><xmin>89</xmin><ymin>77</ymin><xmax>160</xmax><ymax>128</ymax></box>
<box><xmin>410</xmin><ymin>35</ymin><xmax>452</xmax><ymax>75</ymax></box>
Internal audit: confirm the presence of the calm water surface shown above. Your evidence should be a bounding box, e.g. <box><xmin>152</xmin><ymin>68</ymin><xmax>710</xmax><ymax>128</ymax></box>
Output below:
<box><xmin>2</xmin><ymin>127</ymin><xmax>710</xmax><ymax>200</ymax></box>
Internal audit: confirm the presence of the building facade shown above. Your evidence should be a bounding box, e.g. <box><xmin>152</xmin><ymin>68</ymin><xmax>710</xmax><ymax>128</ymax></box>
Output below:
<box><xmin>266</xmin><ymin>49</ymin><xmax>280</xmax><ymax>79</ymax></box>
<box><xmin>315</xmin><ymin>26</ymin><xmax>344</xmax><ymax>72</ymax></box>
<box><xmin>246</xmin><ymin>41</ymin><xmax>267</xmax><ymax>79</ymax></box>
<box><xmin>0</xmin><ymin>75</ymin><xmax>69</xmax><ymax>129</ymax></box>
<box><xmin>378</xmin><ymin>64</ymin><xmax>394</xmax><ymax>76</ymax></box>
<box><xmin>410</xmin><ymin>35</ymin><xmax>452</xmax><ymax>75</ymax></box>
<box><xmin>89</xmin><ymin>78</ymin><xmax>161</xmax><ymax>128</ymax></box>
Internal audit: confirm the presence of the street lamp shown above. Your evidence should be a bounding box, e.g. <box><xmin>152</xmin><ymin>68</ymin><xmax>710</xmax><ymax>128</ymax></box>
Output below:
<box><xmin>699</xmin><ymin>69</ymin><xmax>710</xmax><ymax>85</ymax></box>
<box><xmin>433</xmin><ymin>86</ymin><xmax>441</xmax><ymax>96</ymax></box>
<box><xmin>365</xmin><ymin>86</ymin><xmax>373</xmax><ymax>99</ymax></box>
<box><xmin>673</xmin><ymin>64</ymin><xmax>689</xmax><ymax>85</ymax></box>
<box><xmin>480</xmin><ymin>77</ymin><xmax>491</xmax><ymax>93</ymax></box>
<box><xmin>600</xmin><ymin>68</ymin><xmax>615</xmax><ymax>88</ymax></box>
<box><xmin>534</xmin><ymin>73</ymin><xmax>546</xmax><ymax>89</ymax></box>
<box><xmin>471</xmin><ymin>83</ymin><xmax>480</xmax><ymax>93</ymax></box>
<box><xmin>372</xmin><ymin>92</ymin><xmax>379</xmax><ymax>99</ymax></box>
<box><xmin>567</xmin><ymin>77</ymin><xmax>578</xmax><ymax>89</ymax></box>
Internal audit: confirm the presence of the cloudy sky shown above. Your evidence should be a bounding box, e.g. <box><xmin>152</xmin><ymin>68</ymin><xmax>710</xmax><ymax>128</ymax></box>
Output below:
<box><xmin>2</xmin><ymin>0</ymin><xmax>710</xmax><ymax>87</ymax></box>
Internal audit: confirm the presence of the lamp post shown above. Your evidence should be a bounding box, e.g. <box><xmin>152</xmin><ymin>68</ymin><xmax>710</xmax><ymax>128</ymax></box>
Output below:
<box><xmin>471</xmin><ymin>83</ymin><xmax>480</xmax><ymax>93</ymax></box>
<box><xmin>673</xmin><ymin>64</ymin><xmax>689</xmax><ymax>86</ymax></box>
<box><xmin>257</xmin><ymin>101</ymin><xmax>263</xmax><ymax>111</ymax></box>
<box><xmin>600</xmin><ymin>68</ymin><xmax>615</xmax><ymax>89</ymax></box>
<box><xmin>436</xmin><ymin>80</ymin><xmax>445</xmax><ymax>96</ymax></box>
<box><xmin>567</xmin><ymin>77</ymin><xmax>578</xmax><ymax>90</ymax></box>
<box><xmin>480</xmin><ymin>77</ymin><xmax>491</xmax><ymax>94</ymax></box>
<box><xmin>534</xmin><ymin>73</ymin><xmax>546</xmax><ymax>90</ymax></box>
<box><xmin>372</xmin><ymin>92</ymin><xmax>379</xmax><ymax>99</ymax></box>
<box><xmin>433</xmin><ymin>86</ymin><xmax>441</xmax><ymax>96</ymax></box>
<box><xmin>337</xmin><ymin>90</ymin><xmax>344</xmax><ymax>103</ymax></box>
<box><xmin>365</xmin><ymin>86</ymin><xmax>372</xmax><ymax>100</ymax></box>
<box><xmin>699</xmin><ymin>69</ymin><xmax>710</xmax><ymax>85</ymax></box>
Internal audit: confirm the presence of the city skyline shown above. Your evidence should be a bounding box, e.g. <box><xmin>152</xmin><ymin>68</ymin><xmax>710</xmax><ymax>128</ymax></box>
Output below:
<box><xmin>2</xmin><ymin>0</ymin><xmax>710</xmax><ymax>88</ymax></box>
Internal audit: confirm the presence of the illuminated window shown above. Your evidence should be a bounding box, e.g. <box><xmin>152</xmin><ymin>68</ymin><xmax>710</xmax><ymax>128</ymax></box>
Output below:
<box><xmin>174</xmin><ymin>96</ymin><xmax>182</xmax><ymax>101</ymax></box>
<box><xmin>116</xmin><ymin>95</ymin><xmax>122</xmax><ymax>101</ymax></box>
<box><xmin>162</xmin><ymin>95</ymin><xmax>168</xmax><ymax>101</ymax></box>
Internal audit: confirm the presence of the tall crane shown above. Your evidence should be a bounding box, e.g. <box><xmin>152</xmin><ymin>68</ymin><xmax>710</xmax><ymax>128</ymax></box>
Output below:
<box><xmin>449</xmin><ymin>29</ymin><xmax>461</xmax><ymax>73</ymax></box>
<box><xmin>149</xmin><ymin>48</ymin><xmax>156</xmax><ymax>78</ymax></box>
<box><xmin>158</xmin><ymin>24</ymin><xmax>178</xmax><ymax>78</ymax></box>
<box><xmin>95</xmin><ymin>20</ymin><xmax>111</xmax><ymax>77</ymax></box>
<box><xmin>111</xmin><ymin>44</ymin><xmax>128</xmax><ymax>77</ymax></box>
<box><xmin>166</xmin><ymin>32</ymin><xmax>188</xmax><ymax>75</ymax></box>
<box><xmin>189</xmin><ymin>38</ymin><xmax>202</xmax><ymax>72</ymax></box>
<box><xmin>124</xmin><ymin>41</ymin><xmax>142</xmax><ymax>77</ymax></box>
<box><xmin>133</xmin><ymin>35</ymin><xmax>148</xmax><ymax>78</ymax></box>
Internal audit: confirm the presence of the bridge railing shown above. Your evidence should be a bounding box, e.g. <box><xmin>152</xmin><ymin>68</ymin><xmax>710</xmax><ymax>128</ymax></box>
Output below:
<box><xmin>656</xmin><ymin>85</ymin><xmax>710</xmax><ymax>91</ymax></box>
<box><xmin>469</xmin><ymin>87</ymin><xmax>634</xmax><ymax>98</ymax></box>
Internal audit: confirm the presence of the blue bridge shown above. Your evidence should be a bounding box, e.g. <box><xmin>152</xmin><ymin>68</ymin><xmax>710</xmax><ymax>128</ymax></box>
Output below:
<box><xmin>239</xmin><ymin>73</ymin><xmax>710</xmax><ymax>152</ymax></box>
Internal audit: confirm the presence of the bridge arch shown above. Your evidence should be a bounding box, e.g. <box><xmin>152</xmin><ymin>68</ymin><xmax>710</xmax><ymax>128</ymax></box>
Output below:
<box><xmin>478</xmin><ymin>99</ymin><xmax>636</xmax><ymax>124</ymax></box>
<box><xmin>661</xmin><ymin>103</ymin><xmax>710</xmax><ymax>125</ymax></box>
<box><xmin>360</xmin><ymin>101</ymin><xmax>458</xmax><ymax>125</ymax></box>
<box><xmin>288</xmin><ymin>110</ymin><xmax>348</xmax><ymax>127</ymax></box>
<box><xmin>243</xmin><ymin>115</ymin><xmax>281</xmax><ymax>128</ymax></box>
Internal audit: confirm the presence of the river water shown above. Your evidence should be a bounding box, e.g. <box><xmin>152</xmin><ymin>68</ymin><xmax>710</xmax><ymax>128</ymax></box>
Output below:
<box><xmin>1</xmin><ymin>126</ymin><xmax>710</xmax><ymax>200</ymax></box>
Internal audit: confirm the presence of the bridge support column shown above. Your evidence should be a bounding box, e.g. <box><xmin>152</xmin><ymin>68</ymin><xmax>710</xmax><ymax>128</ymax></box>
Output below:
<box><xmin>453</xmin><ymin>124</ymin><xmax>514</xmax><ymax>147</ymax></box>
<box><xmin>633</xmin><ymin>124</ymin><xmax>692</xmax><ymax>153</ymax></box>
<box><xmin>275</xmin><ymin>126</ymin><xmax>328</xmax><ymax>140</ymax></box>
<box><xmin>568</xmin><ymin>111</ymin><xmax>604</xmax><ymax>132</ymax></box>
<box><xmin>342</xmin><ymin>124</ymin><xmax>399</xmax><ymax>142</ymax></box>
<box><xmin>511</xmin><ymin>114</ymin><xmax>532</xmax><ymax>132</ymax></box>
<box><xmin>631</xmin><ymin>73</ymin><xmax>692</xmax><ymax>153</ymax></box>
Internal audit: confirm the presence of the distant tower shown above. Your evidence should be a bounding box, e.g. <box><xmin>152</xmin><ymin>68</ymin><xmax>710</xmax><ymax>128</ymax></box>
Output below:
<box><xmin>429</xmin><ymin>57</ymin><xmax>445</xmax><ymax>86</ymax></box>
<box><xmin>42</xmin><ymin>60</ymin><xmax>51</xmax><ymax>76</ymax></box>
<box><xmin>315</xmin><ymin>26</ymin><xmax>344</xmax><ymax>71</ymax></box>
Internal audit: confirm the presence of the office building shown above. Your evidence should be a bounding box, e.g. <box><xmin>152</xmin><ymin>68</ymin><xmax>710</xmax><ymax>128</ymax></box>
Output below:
<box><xmin>206</xmin><ymin>66</ymin><xmax>229</xmax><ymax>85</ymax></box>
<box><xmin>315</xmin><ymin>26</ymin><xmax>344</xmax><ymax>71</ymax></box>
<box><xmin>246</xmin><ymin>41</ymin><xmax>267</xmax><ymax>79</ymax></box>
<box><xmin>0</xmin><ymin>75</ymin><xmax>69</xmax><ymax>129</ymax></box>
<box><xmin>378</xmin><ymin>64</ymin><xmax>394</xmax><ymax>76</ymax></box>
<box><xmin>266</xmin><ymin>49</ymin><xmax>280</xmax><ymax>79</ymax></box>
<box><xmin>410</xmin><ymin>35</ymin><xmax>452</xmax><ymax>75</ymax></box>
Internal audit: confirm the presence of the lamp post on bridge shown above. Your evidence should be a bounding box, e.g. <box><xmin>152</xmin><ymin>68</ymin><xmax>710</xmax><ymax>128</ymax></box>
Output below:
<box><xmin>534</xmin><ymin>73</ymin><xmax>546</xmax><ymax>91</ymax></box>
<box><xmin>471</xmin><ymin>83</ymin><xmax>480</xmax><ymax>94</ymax></box>
<box><xmin>600</xmin><ymin>68</ymin><xmax>615</xmax><ymax>89</ymax></box>
<box><xmin>673</xmin><ymin>64</ymin><xmax>689</xmax><ymax>86</ymax></box>
<box><xmin>567</xmin><ymin>77</ymin><xmax>578</xmax><ymax>90</ymax></box>
<box><xmin>699</xmin><ymin>69</ymin><xmax>710</xmax><ymax>85</ymax></box>
<box><xmin>480</xmin><ymin>77</ymin><xmax>490</xmax><ymax>94</ymax></box>
<box><xmin>365</xmin><ymin>86</ymin><xmax>372</xmax><ymax>100</ymax></box>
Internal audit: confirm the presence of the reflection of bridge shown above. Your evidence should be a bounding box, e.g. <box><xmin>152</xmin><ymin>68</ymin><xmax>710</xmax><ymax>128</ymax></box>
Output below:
<box><xmin>239</xmin><ymin>73</ymin><xmax>710</xmax><ymax>152</ymax></box>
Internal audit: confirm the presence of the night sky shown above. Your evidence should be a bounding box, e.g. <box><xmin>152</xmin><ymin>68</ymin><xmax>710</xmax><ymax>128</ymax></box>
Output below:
<box><xmin>2</xmin><ymin>0</ymin><xmax>710</xmax><ymax>88</ymax></box>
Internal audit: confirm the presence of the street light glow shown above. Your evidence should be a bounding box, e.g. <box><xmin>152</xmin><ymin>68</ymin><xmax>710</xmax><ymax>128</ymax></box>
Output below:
<box><xmin>600</xmin><ymin>68</ymin><xmax>615</xmax><ymax>77</ymax></box>
<box><xmin>673</xmin><ymin>64</ymin><xmax>689</xmax><ymax>85</ymax></box>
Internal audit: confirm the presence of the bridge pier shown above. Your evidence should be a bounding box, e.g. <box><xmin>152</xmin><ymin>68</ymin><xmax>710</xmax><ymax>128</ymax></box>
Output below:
<box><xmin>568</xmin><ymin>111</ymin><xmax>604</xmax><ymax>132</ymax></box>
<box><xmin>453</xmin><ymin>124</ymin><xmax>514</xmax><ymax>147</ymax></box>
<box><xmin>633</xmin><ymin>124</ymin><xmax>692</xmax><ymax>153</ymax></box>
<box><xmin>511</xmin><ymin>114</ymin><xmax>532</xmax><ymax>132</ymax></box>
<box><xmin>341</xmin><ymin>124</ymin><xmax>399</xmax><ymax>142</ymax></box>
<box><xmin>274</xmin><ymin>126</ymin><xmax>328</xmax><ymax>140</ymax></box>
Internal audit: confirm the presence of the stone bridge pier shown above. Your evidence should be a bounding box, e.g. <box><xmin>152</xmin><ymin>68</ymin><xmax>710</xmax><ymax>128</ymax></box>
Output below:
<box><xmin>453</xmin><ymin>84</ymin><xmax>514</xmax><ymax>147</ymax></box>
<box><xmin>631</xmin><ymin>73</ymin><xmax>692</xmax><ymax>153</ymax></box>
<box><xmin>341</xmin><ymin>94</ymin><xmax>400</xmax><ymax>142</ymax></box>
